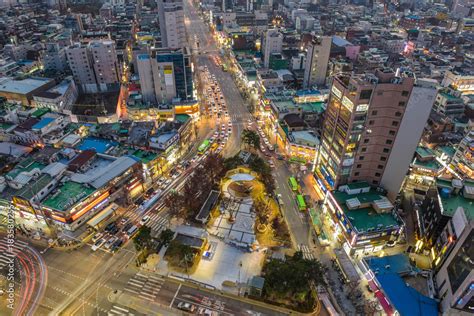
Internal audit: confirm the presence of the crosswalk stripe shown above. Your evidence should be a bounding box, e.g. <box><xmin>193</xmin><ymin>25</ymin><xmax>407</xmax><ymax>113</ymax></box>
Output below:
<box><xmin>148</xmin><ymin>275</ymin><xmax>164</xmax><ymax>283</ymax></box>
<box><xmin>112</xmin><ymin>306</ymin><xmax>129</xmax><ymax>312</ymax></box>
<box><xmin>124</xmin><ymin>288</ymin><xmax>139</xmax><ymax>294</ymax></box>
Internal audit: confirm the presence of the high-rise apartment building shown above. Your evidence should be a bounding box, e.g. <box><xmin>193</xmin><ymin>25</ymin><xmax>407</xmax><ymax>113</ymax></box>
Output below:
<box><xmin>262</xmin><ymin>29</ymin><xmax>283</xmax><ymax>68</ymax></box>
<box><xmin>42</xmin><ymin>42</ymin><xmax>68</xmax><ymax>73</ymax></box>
<box><xmin>157</xmin><ymin>0</ymin><xmax>186</xmax><ymax>49</ymax></box>
<box><xmin>66</xmin><ymin>40</ymin><xmax>120</xmax><ymax>93</ymax></box>
<box><xmin>315</xmin><ymin>69</ymin><xmax>436</xmax><ymax>200</ymax></box>
<box><xmin>137</xmin><ymin>47</ymin><xmax>193</xmax><ymax>104</ymax></box>
<box><xmin>303</xmin><ymin>36</ymin><xmax>332</xmax><ymax>88</ymax></box>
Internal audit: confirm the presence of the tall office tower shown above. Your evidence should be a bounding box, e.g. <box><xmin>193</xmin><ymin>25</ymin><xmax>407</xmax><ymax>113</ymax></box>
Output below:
<box><xmin>303</xmin><ymin>36</ymin><xmax>332</xmax><ymax>88</ymax></box>
<box><xmin>315</xmin><ymin>69</ymin><xmax>436</xmax><ymax>200</ymax></box>
<box><xmin>137</xmin><ymin>47</ymin><xmax>193</xmax><ymax>104</ymax></box>
<box><xmin>157</xmin><ymin>0</ymin><xmax>186</xmax><ymax>49</ymax></box>
<box><xmin>66</xmin><ymin>40</ymin><xmax>120</xmax><ymax>92</ymax></box>
<box><xmin>262</xmin><ymin>29</ymin><xmax>283</xmax><ymax>68</ymax></box>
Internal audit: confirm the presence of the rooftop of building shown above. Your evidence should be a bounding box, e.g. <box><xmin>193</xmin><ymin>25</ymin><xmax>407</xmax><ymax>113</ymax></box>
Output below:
<box><xmin>439</xmin><ymin>191</ymin><xmax>474</xmax><ymax>220</ymax></box>
<box><xmin>290</xmin><ymin>130</ymin><xmax>319</xmax><ymax>147</ymax></box>
<box><xmin>0</xmin><ymin>77</ymin><xmax>53</xmax><ymax>95</ymax></box>
<box><xmin>131</xmin><ymin>149</ymin><xmax>158</xmax><ymax>164</ymax></box>
<box><xmin>6</xmin><ymin>158</ymin><xmax>46</xmax><ymax>180</ymax></box>
<box><xmin>332</xmin><ymin>186</ymin><xmax>399</xmax><ymax>233</ymax></box>
<box><xmin>32</xmin><ymin>117</ymin><xmax>55</xmax><ymax>130</ymax></box>
<box><xmin>412</xmin><ymin>158</ymin><xmax>442</xmax><ymax>171</ymax></box>
<box><xmin>439</xmin><ymin>91</ymin><xmax>463</xmax><ymax>102</ymax></box>
<box><xmin>16</xmin><ymin>174</ymin><xmax>53</xmax><ymax>200</ymax></box>
<box><xmin>42</xmin><ymin>181</ymin><xmax>95</xmax><ymax>212</ymax></box>
<box><xmin>76</xmin><ymin>137</ymin><xmax>118</xmax><ymax>154</ymax></box>
<box><xmin>415</xmin><ymin>147</ymin><xmax>435</xmax><ymax>159</ymax></box>
<box><xmin>365</xmin><ymin>254</ymin><xmax>438</xmax><ymax>316</ymax></box>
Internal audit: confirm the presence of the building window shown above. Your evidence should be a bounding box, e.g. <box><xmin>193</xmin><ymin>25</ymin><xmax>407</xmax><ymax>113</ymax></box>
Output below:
<box><xmin>361</xmin><ymin>147</ymin><xmax>367</xmax><ymax>152</ymax></box>
<box><xmin>389</xmin><ymin>130</ymin><xmax>396</xmax><ymax>136</ymax></box>
<box><xmin>372</xmin><ymin>180</ymin><xmax>379</xmax><ymax>185</ymax></box>
<box><xmin>378</xmin><ymin>165</ymin><xmax>384</xmax><ymax>169</ymax></box>
<box><xmin>386</xmin><ymin>139</ymin><xmax>393</xmax><ymax>145</ymax></box>
<box><xmin>392</xmin><ymin>121</ymin><xmax>398</xmax><ymax>126</ymax></box>
<box><xmin>395</xmin><ymin>112</ymin><xmax>402</xmax><ymax>117</ymax></box>
<box><xmin>364</xmin><ymin>139</ymin><xmax>369</xmax><ymax>144</ymax></box>
<box><xmin>402</xmin><ymin>91</ymin><xmax>409</xmax><ymax>96</ymax></box>
<box><xmin>354</xmin><ymin>172</ymin><xmax>360</xmax><ymax>176</ymax></box>
<box><xmin>375</xmin><ymin>172</ymin><xmax>381</xmax><ymax>177</ymax></box>
<box><xmin>399</xmin><ymin>101</ymin><xmax>406</xmax><ymax>107</ymax></box>
<box><xmin>371</xmin><ymin>110</ymin><xmax>378</xmax><ymax>115</ymax></box>
<box><xmin>360</xmin><ymin>89</ymin><xmax>372</xmax><ymax>99</ymax></box>
<box><xmin>356</xmin><ymin>164</ymin><xmax>361</xmax><ymax>168</ymax></box>
<box><xmin>380</xmin><ymin>156</ymin><xmax>387</xmax><ymax>161</ymax></box>
<box><xmin>383</xmin><ymin>148</ymin><xmax>390</xmax><ymax>153</ymax></box>
<box><xmin>369</xmin><ymin>120</ymin><xmax>374</xmax><ymax>125</ymax></box>
<box><xmin>359</xmin><ymin>156</ymin><xmax>364</xmax><ymax>160</ymax></box>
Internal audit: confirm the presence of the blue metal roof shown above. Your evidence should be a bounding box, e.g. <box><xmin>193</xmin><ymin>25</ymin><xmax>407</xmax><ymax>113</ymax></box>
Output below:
<box><xmin>32</xmin><ymin>117</ymin><xmax>55</xmax><ymax>130</ymax></box>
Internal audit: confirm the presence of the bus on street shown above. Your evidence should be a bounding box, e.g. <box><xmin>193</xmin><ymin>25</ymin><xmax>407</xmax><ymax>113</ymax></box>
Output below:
<box><xmin>296</xmin><ymin>194</ymin><xmax>307</xmax><ymax>211</ymax></box>
<box><xmin>288</xmin><ymin>177</ymin><xmax>298</xmax><ymax>192</ymax></box>
<box><xmin>198</xmin><ymin>139</ymin><xmax>211</xmax><ymax>154</ymax></box>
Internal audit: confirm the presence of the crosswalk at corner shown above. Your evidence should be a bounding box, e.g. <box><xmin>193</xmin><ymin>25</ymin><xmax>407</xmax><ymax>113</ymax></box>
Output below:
<box><xmin>297</xmin><ymin>244</ymin><xmax>316</xmax><ymax>260</ymax></box>
<box><xmin>0</xmin><ymin>237</ymin><xmax>29</xmax><ymax>270</ymax></box>
<box><xmin>148</xmin><ymin>213</ymin><xmax>170</xmax><ymax>237</ymax></box>
<box><xmin>108</xmin><ymin>304</ymin><xmax>135</xmax><ymax>315</ymax></box>
<box><xmin>123</xmin><ymin>272</ymin><xmax>165</xmax><ymax>302</ymax></box>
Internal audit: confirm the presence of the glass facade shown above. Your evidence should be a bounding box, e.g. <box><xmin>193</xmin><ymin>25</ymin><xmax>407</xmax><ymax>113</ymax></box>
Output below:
<box><xmin>447</xmin><ymin>230</ymin><xmax>474</xmax><ymax>294</ymax></box>
<box><xmin>156</xmin><ymin>51</ymin><xmax>193</xmax><ymax>101</ymax></box>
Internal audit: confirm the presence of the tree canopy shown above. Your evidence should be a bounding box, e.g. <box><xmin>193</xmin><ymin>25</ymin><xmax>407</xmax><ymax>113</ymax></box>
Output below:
<box><xmin>262</xmin><ymin>252</ymin><xmax>326</xmax><ymax>312</ymax></box>
<box><xmin>241</xmin><ymin>129</ymin><xmax>260</xmax><ymax>151</ymax></box>
<box><xmin>133</xmin><ymin>225</ymin><xmax>152</xmax><ymax>251</ymax></box>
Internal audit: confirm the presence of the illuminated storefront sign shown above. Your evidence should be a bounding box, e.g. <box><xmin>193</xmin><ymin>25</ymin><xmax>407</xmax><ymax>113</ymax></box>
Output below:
<box><xmin>71</xmin><ymin>191</ymin><xmax>110</xmax><ymax>221</ymax></box>
<box><xmin>342</xmin><ymin>96</ymin><xmax>354</xmax><ymax>112</ymax></box>
<box><xmin>331</xmin><ymin>86</ymin><xmax>342</xmax><ymax>99</ymax></box>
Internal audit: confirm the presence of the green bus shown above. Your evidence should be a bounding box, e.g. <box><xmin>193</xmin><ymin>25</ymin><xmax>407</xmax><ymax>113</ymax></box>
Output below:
<box><xmin>198</xmin><ymin>139</ymin><xmax>210</xmax><ymax>154</ymax></box>
<box><xmin>296</xmin><ymin>195</ymin><xmax>307</xmax><ymax>211</ymax></box>
<box><xmin>288</xmin><ymin>177</ymin><xmax>298</xmax><ymax>191</ymax></box>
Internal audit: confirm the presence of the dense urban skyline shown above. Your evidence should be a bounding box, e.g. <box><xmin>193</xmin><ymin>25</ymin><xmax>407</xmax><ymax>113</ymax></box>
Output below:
<box><xmin>0</xmin><ymin>0</ymin><xmax>472</xmax><ymax>315</ymax></box>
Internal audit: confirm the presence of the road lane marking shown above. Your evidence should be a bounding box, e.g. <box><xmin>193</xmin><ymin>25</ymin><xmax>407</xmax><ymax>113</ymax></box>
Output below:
<box><xmin>169</xmin><ymin>283</ymin><xmax>182</xmax><ymax>307</ymax></box>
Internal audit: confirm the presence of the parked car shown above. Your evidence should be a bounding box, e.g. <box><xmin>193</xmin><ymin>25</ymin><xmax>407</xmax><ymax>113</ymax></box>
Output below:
<box><xmin>177</xmin><ymin>302</ymin><xmax>196</xmax><ymax>312</ymax></box>
<box><xmin>91</xmin><ymin>238</ymin><xmax>106</xmax><ymax>251</ymax></box>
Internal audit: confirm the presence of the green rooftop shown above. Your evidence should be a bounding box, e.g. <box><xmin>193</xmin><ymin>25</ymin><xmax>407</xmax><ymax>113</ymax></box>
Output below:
<box><xmin>441</xmin><ymin>194</ymin><xmax>474</xmax><ymax>220</ymax></box>
<box><xmin>132</xmin><ymin>149</ymin><xmax>158</xmax><ymax>164</ymax></box>
<box><xmin>0</xmin><ymin>122</ymin><xmax>14</xmax><ymax>130</ymax></box>
<box><xmin>332</xmin><ymin>188</ymin><xmax>399</xmax><ymax>232</ymax></box>
<box><xmin>16</xmin><ymin>174</ymin><xmax>53</xmax><ymax>200</ymax></box>
<box><xmin>301</xmin><ymin>102</ymin><xmax>325</xmax><ymax>114</ymax></box>
<box><xmin>42</xmin><ymin>181</ymin><xmax>95</xmax><ymax>212</ymax></box>
<box><xmin>440</xmin><ymin>92</ymin><xmax>463</xmax><ymax>102</ymax></box>
<box><xmin>175</xmin><ymin>114</ymin><xmax>190</xmax><ymax>124</ymax></box>
<box><xmin>31</xmin><ymin>107</ymin><xmax>51</xmax><ymax>118</ymax></box>
<box><xmin>436</xmin><ymin>178</ymin><xmax>453</xmax><ymax>189</ymax></box>
<box><xmin>416</xmin><ymin>147</ymin><xmax>435</xmax><ymax>159</ymax></box>
<box><xmin>437</xmin><ymin>146</ymin><xmax>456</xmax><ymax>158</ymax></box>
<box><xmin>412</xmin><ymin>158</ymin><xmax>442</xmax><ymax>171</ymax></box>
<box><xmin>6</xmin><ymin>159</ymin><xmax>46</xmax><ymax>180</ymax></box>
<box><xmin>346</xmin><ymin>181</ymin><xmax>371</xmax><ymax>190</ymax></box>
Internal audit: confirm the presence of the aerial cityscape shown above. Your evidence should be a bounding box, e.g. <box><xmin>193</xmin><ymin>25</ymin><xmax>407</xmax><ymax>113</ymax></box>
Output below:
<box><xmin>0</xmin><ymin>0</ymin><xmax>472</xmax><ymax>315</ymax></box>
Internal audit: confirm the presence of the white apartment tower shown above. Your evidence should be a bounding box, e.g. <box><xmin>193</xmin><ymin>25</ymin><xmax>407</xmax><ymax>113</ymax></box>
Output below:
<box><xmin>303</xmin><ymin>36</ymin><xmax>332</xmax><ymax>88</ymax></box>
<box><xmin>66</xmin><ymin>40</ymin><xmax>120</xmax><ymax>93</ymax></box>
<box><xmin>263</xmin><ymin>29</ymin><xmax>283</xmax><ymax>68</ymax></box>
<box><xmin>157</xmin><ymin>0</ymin><xmax>186</xmax><ymax>49</ymax></box>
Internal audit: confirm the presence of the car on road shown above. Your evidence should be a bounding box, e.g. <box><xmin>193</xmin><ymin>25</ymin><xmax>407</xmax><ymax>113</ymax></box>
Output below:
<box><xmin>277</xmin><ymin>194</ymin><xmax>284</xmax><ymax>206</ymax></box>
<box><xmin>177</xmin><ymin>302</ymin><xmax>196</xmax><ymax>312</ymax></box>
<box><xmin>120</xmin><ymin>217</ymin><xmax>128</xmax><ymax>225</ymax></box>
<box><xmin>105</xmin><ymin>236</ymin><xmax>119</xmax><ymax>250</ymax></box>
<box><xmin>164</xmin><ymin>179</ymin><xmax>172</xmax><ymax>186</ymax></box>
<box><xmin>126</xmin><ymin>225</ymin><xmax>139</xmax><ymax>237</ymax></box>
<box><xmin>140</xmin><ymin>215</ymin><xmax>150</xmax><ymax>225</ymax></box>
<box><xmin>92</xmin><ymin>232</ymin><xmax>104</xmax><ymax>242</ymax></box>
<box><xmin>111</xmin><ymin>239</ymin><xmax>123</xmax><ymax>252</ymax></box>
<box><xmin>91</xmin><ymin>238</ymin><xmax>106</xmax><ymax>251</ymax></box>
<box><xmin>197</xmin><ymin>307</ymin><xmax>219</xmax><ymax>316</ymax></box>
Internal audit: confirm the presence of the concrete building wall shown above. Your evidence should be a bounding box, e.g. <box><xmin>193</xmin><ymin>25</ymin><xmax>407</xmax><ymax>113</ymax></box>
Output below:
<box><xmin>303</xmin><ymin>36</ymin><xmax>331</xmax><ymax>88</ymax></box>
<box><xmin>158</xmin><ymin>0</ymin><xmax>186</xmax><ymax>49</ymax></box>
<box><xmin>90</xmin><ymin>41</ymin><xmax>120</xmax><ymax>85</ymax></box>
<box><xmin>435</xmin><ymin>219</ymin><xmax>473</xmax><ymax>313</ymax></box>
<box><xmin>380</xmin><ymin>84</ymin><xmax>436</xmax><ymax>200</ymax></box>
<box><xmin>263</xmin><ymin>29</ymin><xmax>283</xmax><ymax>68</ymax></box>
<box><xmin>137</xmin><ymin>54</ymin><xmax>155</xmax><ymax>103</ymax></box>
<box><xmin>66</xmin><ymin>44</ymin><xmax>96</xmax><ymax>86</ymax></box>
